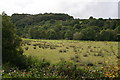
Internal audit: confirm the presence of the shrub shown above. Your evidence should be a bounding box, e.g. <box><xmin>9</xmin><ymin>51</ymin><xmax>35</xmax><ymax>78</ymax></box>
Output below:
<box><xmin>27</xmin><ymin>43</ymin><xmax>31</xmax><ymax>45</ymax></box>
<box><xmin>50</xmin><ymin>46</ymin><xmax>56</xmax><ymax>49</ymax></box>
<box><xmin>59</xmin><ymin>50</ymin><xmax>63</xmax><ymax>53</ymax></box>
<box><xmin>87</xmin><ymin>62</ymin><xmax>94</xmax><ymax>66</ymax></box>
<box><xmin>39</xmin><ymin>45</ymin><xmax>41</xmax><ymax>48</ymax></box>
<box><xmin>33</xmin><ymin>44</ymin><xmax>37</xmax><ymax>46</ymax></box>
<box><xmin>66</xmin><ymin>47</ymin><xmax>69</xmax><ymax>49</ymax></box>
<box><xmin>33</xmin><ymin>47</ymin><xmax>36</xmax><ymax>49</ymax></box>
<box><xmin>25</xmin><ymin>47</ymin><xmax>29</xmax><ymax>50</ymax></box>
<box><xmin>63</xmin><ymin>49</ymin><xmax>66</xmax><ymax>52</ymax></box>
<box><xmin>83</xmin><ymin>54</ymin><xmax>88</xmax><ymax>57</ymax></box>
<box><xmin>98</xmin><ymin>62</ymin><xmax>103</xmax><ymax>65</ymax></box>
<box><xmin>70</xmin><ymin>57</ymin><xmax>75</xmax><ymax>61</ymax></box>
<box><xmin>98</xmin><ymin>53</ymin><xmax>104</xmax><ymax>57</ymax></box>
<box><xmin>59</xmin><ymin>49</ymin><xmax>66</xmax><ymax>53</ymax></box>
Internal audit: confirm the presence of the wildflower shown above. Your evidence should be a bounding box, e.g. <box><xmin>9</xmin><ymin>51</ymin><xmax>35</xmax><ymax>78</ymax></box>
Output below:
<box><xmin>13</xmin><ymin>70</ymin><xmax>16</xmax><ymax>73</ymax></box>
<box><xmin>8</xmin><ymin>73</ymin><xmax>11</xmax><ymax>76</ymax></box>
<box><xmin>44</xmin><ymin>73</ymin><xmax>45</xmax><ymax>76</ymax></box>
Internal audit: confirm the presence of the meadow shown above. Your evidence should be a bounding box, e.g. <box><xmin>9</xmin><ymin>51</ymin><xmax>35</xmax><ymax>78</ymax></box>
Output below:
<box><xmin>22</xmin><ymin>39</ymin><xmax>118</xmax><ymax>70</ymax></box>
<box><xmin>2</xmin><ymin>39</ymin><xmax>119</xmax><ymax>78</ymax></box>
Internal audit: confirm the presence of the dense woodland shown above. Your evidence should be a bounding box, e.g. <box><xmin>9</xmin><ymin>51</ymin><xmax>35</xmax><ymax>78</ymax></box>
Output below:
<box><xmin>11</xmin><ymin>13</ymin><xmax>120</xmax><ymax>41</ymax></box>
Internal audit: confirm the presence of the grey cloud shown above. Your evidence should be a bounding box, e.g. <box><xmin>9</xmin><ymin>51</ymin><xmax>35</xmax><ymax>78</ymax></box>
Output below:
<box><xmin>58</xmin><ymin>2</ymin><xmax>118</xmax><ymax>19</ymax></box>
<box><xmin>0</xmin><ymin>0</ymin><xmax>119</xmax><ymax>19</ymax></box>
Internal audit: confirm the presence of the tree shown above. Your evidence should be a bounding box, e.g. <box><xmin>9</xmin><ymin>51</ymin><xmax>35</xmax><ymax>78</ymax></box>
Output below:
<box><xmin>64</xmin><ymin>30</ymin><xmax>73</xmax><ymax>40</ymax></box>
<box><xmin>69</xmin><ymin>20</ymin><xmax>79</xmax><ymax>26</ymax></box>
<box><xmin>103</xmin><ymin>20</ymin><xmax>116</xmax><ymax>29</ymax></box>
<box><xmin>89</xmin><ymin>16</ymin><xmax>94</xmax><ymax>19</ymax></box>
<box><xmin>2</xmin><ymin>13</ymin><xmax>27</xmax><ymax>68</ymax></box>
<box><xmin>29</xmin><ymin>26</ymin><xmax>47</xmax><ymax>39</ymax></box>
<box><xmin>73</xmin><ymin>24</ymin><xmax>81</xmax><ymax>29</ymax></box>
<box><xmin>99</xmin><ymin>29</ymin><xmax>117</xmax><ymax>41</ymax></box>
<box><xmin>114</xmin><ymin>26</ymin><xmax>120</xmax><ymax>34</ymax></box>
<box><xmin>29</xmin><ymin>26</ymin><xmax>39</xmax><ymax>39</ymax></box>
<box><xmin>46</xmin><ymin>29</ymin><xmax>57</xmax><ymax>39</ymax></box>
<box><xmin>79</xmin><ymin>26</ymin><xmax>99</xmax><ymax>40</ymax></box>
<box><xmin>96</xmin><ymin>18</ymin><xmax>104</xmax><ymax>27</ymax></box>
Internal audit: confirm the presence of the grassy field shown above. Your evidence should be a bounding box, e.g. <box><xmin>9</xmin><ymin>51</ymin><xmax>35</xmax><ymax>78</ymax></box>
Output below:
<box><xmin>22</xmin><ymin>39</ymin><xmax>118</xmax><ymax>70</ymax></box>
<box><xmin>2</xmin><ymin>39</ymin><xmax>119</xmax><ymax>78</ymax></box>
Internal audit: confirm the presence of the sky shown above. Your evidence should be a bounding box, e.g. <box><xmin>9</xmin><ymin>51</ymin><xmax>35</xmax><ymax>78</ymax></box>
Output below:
<box><xmin>0</xmin><ymin>0</ymin><xmax>119</xmax><ymax>19</ymax></box>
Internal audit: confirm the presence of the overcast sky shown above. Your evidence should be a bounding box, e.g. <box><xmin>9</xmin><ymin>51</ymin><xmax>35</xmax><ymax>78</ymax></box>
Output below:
<box><xmin>0</xmin><ymin>0</ymin><xmax>119</xmax><ymax>19</ymax></box>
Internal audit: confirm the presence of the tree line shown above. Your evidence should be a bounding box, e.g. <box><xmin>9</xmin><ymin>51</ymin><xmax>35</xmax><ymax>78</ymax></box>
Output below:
<box><xmin>11</xmin><ymin>13</ymin><xmax>120</xmax><ymax>41</ymax></box>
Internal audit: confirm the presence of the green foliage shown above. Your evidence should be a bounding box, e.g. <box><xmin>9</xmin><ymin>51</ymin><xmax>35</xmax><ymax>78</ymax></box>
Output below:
<box><xmin>79</xmin><ymin>26</ymin><xmax>99</xmax><ymax>40</ymax></box>
<box><xmin>2</xmin><ymin>60</ymin><xmax>106</xmax><ymax>79</ymax></box>
<box><xmin>11</xmin><ymin>13</ymin><xmax>73</xmax><ymax>27</ymax></box>
<box><xmin>99</xmin><ymin>29</ymin><xmax>117</xmax><ymax>41</ymax></box>
<box><xmin>74</xmin><ymin>24</ymin><xmax>81</xmax><ymax>29</ymax></box>
<box><xmin>11</xmin><ymin>13</ymin><xmax>119</xmax><ymax>41</ymax></box>
<box><xmin>2</xmin><ymin>13</ymin><xmax>28</xmax><ymax>69</ymax></box>
<box><xmin>64</xmin><ymin>30</ymin><xmax>73</xmax><ymax>40</ymax></box>
<box><xmin>46</xmin><ymin>29</ymin><xmax>57</xmax><ymax>39</ymax></box>
<box><xmin>115</xmin><ymin>26</ymin><xmax>120</xmax><ymax>34</ymax></box>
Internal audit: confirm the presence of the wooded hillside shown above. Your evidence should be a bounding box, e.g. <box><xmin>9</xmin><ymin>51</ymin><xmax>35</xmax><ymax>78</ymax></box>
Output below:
<box><xmin>11</xmin><ymin>13</ymin><xmax>120</xmax><ymax>41</ymax></box>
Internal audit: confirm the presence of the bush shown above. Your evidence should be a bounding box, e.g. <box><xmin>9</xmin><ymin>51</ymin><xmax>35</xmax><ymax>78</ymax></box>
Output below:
<box><xmin>3</xmin><ymin>58</ymin><xmax>109</xmax><ymax>79</ymax></box>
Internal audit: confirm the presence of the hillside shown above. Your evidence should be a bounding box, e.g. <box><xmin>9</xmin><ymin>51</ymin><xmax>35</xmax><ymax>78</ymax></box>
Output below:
<box><xmin>11</xmin><ymin>13</ymin><xmax>120</xmax><ymax>41</ymax></box>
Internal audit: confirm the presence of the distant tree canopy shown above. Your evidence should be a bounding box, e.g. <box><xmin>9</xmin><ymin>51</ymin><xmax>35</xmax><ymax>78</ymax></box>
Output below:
<box><xmin>11</xmin><ymin>13</ymin><xmax>73</xmax><ymax>27</ymax></box>
<box><xmin>10</xmin><ymin>13</ymin><xmax>119</xmax><ymax>41</ymax></box>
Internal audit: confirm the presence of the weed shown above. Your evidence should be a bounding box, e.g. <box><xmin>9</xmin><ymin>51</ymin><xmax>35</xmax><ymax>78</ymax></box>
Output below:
<box><xmin>75</xmin><ymin>55</ymin><xmax>79</xmax><ymax>58</ymax></box>
<box><xmin>87</xmin><ymin>62</ymin><xmax>94</xmax><ymax>66</ymax></box>
<box><xmin>33</xmin><ymin>46</ymin><xmax>36</xmax><ymax>49</ymax></box>
<box><xmin>83</xmin><ymin>54</ymin><xmax>88</xmax><ymax>57</ymax></box>
<box><xmin>25</xmin><ymin>47</ymin><xmax>29</xmax><ymax>50</ymax></box>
